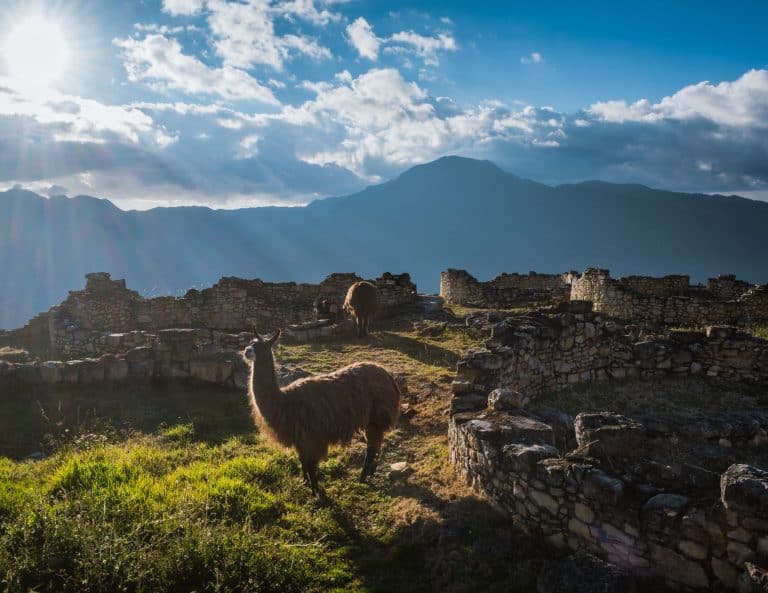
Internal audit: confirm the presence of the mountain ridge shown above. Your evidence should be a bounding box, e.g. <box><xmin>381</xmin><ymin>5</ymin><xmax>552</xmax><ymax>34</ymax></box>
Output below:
<box><xmin>2</xmin><ymin>155</ymin><xmax>767</xmax><ymax>329</ymax></box>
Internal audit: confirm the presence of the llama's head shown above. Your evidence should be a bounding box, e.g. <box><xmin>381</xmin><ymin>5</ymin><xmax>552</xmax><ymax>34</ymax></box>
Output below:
<box><xmin>243</xmin><ymin>330</ymin><xmax>281</xmax><ymax>365</ymax></box>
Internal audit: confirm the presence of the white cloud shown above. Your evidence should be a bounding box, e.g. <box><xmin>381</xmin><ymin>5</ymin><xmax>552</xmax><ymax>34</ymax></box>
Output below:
<box><xmin>0</xmin><ymin>77</ymin><xmax>171</xmax><ymax>146</ymax></box>
<box><xmin>589</xmin><ymin>69</ymin><xmax>768</xmax><ymax>128</ymax></box>
<box><xmin>346</xmin><ymin>17</ymin><xmax>380</xmax><ymax>60</ymax></box>
<box><xmin>237</xmin><ymin>134</ymin><xmax>260</xmax><ymax>158</ymax></box>
<box><xmin>206</xmin><ymin>0</ymin><xmax>331</xmax><ymax>71</ymax></box>
<box><xmin>520</xmin><ymin>52</ymin><xmax>543</xmax><ymax>64</ymax></box>
<box><xmin>113</xmin><ymin>34</ymin><xmax>280</xmax><ymax>104</ymax></box>
<box><xmin>273</xmin><ymin>0</ymin><xmax>343</xmax><ymax>25</ymax></box>
<box><xmin>162</xmin><ymin>0</ymin><xmax>205</xmax><ymax>16</ymax></box>
<box><xmin>254</xmin><ymin>68</ymin><xmax>557</xmax><ymax>177</ymax></box>
<box><xmin>387</xmin><ymin>31</ymin><xmax>457</xmax><ymax>66</ymax></box>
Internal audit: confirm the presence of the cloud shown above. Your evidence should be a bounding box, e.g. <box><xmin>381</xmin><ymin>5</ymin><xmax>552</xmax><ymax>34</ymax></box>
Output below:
<box><xmin>346</xmin><ymin>17</ymin><xmax>380</xmax><ymax>60</ymax></box>
<box><xmin>113</xmin><ymin>34</ymin><xmax>280</xmax><ymax>104</ymax></box>
<box><xmin>205</xmin><ymin>0</ymin><xmax>332</xmax><ymax>71</ymax></box>
<box><xmin>0</xmin><ymin>78</ymin><xmax>174</xmax><ymax>146</ymax></box>
<box><xmin>590</xmin><ymin>69</ymin><xmax>768</xmax><ymax>128</ymax></box>
<box><xmin>250</xmin><ymin>68</ymin><xmax>560</xmax><ymax>178</ymax></box>
<box><xmin>162</xmin><ymin>0</ymin><xmax>205</xmax><ymax>16</ymax></box>
<box><xmin>272</xmin><ymin>0</ymin><xmax>343</xmax><ymax>26</ymax></box>
<box><xmin>386</xmin><ymin>31</ymin><xmax>458</xmax><ymax>66</ymax></box>
<box><xmin>520</xmin><ymin>52</ymin><xmax>543</xmax><ymax>64</ymax></box>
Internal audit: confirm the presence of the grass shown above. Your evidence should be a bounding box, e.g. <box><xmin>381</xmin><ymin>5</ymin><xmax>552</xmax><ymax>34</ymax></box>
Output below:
<box><xmin>0</xmin><ymin>320</ymin><xmax>546</xmax><ymax>593</ymax></box>
<box><xmin>534</xmin><ymin>375</ymin><xmax>768</xmax><ymax>418</ymax></box>
<box><xmin>669</xmin><ymin>324</ymin><xmax>768</xmax><ymax>340</ymax></box>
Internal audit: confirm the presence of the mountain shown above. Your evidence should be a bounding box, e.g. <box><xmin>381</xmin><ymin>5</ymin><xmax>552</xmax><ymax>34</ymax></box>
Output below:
<box><xmin>2</xmin><ymin>156</ymin><xmax>768</xmax><ymax>329</ymax></box>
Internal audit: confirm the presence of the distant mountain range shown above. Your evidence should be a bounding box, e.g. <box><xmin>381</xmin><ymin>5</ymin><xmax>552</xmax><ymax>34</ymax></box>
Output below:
<box><xmin>2</xmin><ymin>155</ymin><xmax>768</xmax><ymax>329</ymax></box>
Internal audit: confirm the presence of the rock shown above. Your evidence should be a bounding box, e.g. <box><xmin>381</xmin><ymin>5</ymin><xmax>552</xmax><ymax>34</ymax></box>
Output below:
<box><xmin>721</xmin><ymin>464</ymin><xmax>768</xmax><ymax>517</ymax></box>
<box><xmin>642</xmin><ymin>493</ymin><xmax>690</xmax><ymax>518</ymax></box>
<box><xmin>712</xmin><ymin>557</ymin><xmax>740</xmax><ymax>589</ymax></box>
<box><xmin>537</xmin><ymin>552</ymin><xmax>636</xmax><ymax>593</ymax></box>
<box><xmin>739</xmin><ymin>562</ymin><xmax>768</xmax><ymax>593</ymax></box>
<box><xmin>574</xmin><ymin>412</ymin><xmax>646</xmax><ymax>460</ymax></box>
<box><xmin>503</xmin><ymin>443</ymin><xmax>558</xmax><ymax>473</ymax></box>
<box><xmin>487</xmin><ymin>387</ymin><xmax>527</xmax><ymax>411</ymax></box>
<box><xmin>582</xmin><ymin>469</ymin><xmax>624</xmax><ymax>504</ymax></box>
<box><xmin>389</xmin><ymin>462</ymin><xmax>412</xmax><ymax>480</ymax></box>
<box><xmin>450</xmin><ymin>393</ymin><xmax>488</xmax><ymax>414</ymax></box>
<box><xmin>649</xmin><ymin>544</ymin><xmax>709</xmax><ymax>589</ymax></box>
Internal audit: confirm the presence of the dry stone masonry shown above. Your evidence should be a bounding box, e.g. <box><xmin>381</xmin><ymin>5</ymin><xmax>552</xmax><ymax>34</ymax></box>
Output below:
<box><xmin>440</xmin><ymin>269</ymin><xmax>576</xmax><ymax>309</ymax></box>
<box><xmin>571</xmin><ymin>268</ymin><xmax>768</xmax><ymax>327</ymax></box>
<box><xmin>449</xmin><ymin>302</ymin><xmax>768</xmax><ymax>590</ymax></box>
<box><xmin>4</xmin><ymin>271</ymin><xmax>416</xmax><ymax>359</ymax></box>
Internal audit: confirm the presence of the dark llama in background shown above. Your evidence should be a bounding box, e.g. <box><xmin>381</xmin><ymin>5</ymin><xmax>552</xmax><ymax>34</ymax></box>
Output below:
<box><xmin>343</xmin><ymin>280</ymin><xmax>379</xmax><ymax>337</ymax></box>
<box><xmin>243</xmin><ymin>330</ymin><xmax>400</xmax><ymax>495</ymax></box>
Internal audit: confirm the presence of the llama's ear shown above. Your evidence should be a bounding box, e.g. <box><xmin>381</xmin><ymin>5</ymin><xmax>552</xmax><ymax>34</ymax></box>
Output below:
<box><xmin>267</xmin><ymin>329</ymin><xmax>281</xmax><ymax>347</ymax></box>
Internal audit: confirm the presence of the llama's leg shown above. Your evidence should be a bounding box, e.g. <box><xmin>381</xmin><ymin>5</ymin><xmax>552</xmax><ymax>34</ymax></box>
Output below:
<box><xmin>362</xmin><ymin>316</ymin><xmax>369</xmax><ymax>337</ymax></box>
<box><xmin>307</xmin><ymin>460</ymin><xmax>320</xmax><ymax>496</ymax></box>
<box><xmin>356</xmin><ymin>316</ymin><xmax>363</xmax><ymax>337</ymax></box>
<box><xmin>359</xmin><ymin>424</ymin><xmax>385</xmax><ymax>481</ymax></box>
<box><xmin>299</xmin><ymin>456</ymin><xmax>312</xmax><ymax>486</ymax></box>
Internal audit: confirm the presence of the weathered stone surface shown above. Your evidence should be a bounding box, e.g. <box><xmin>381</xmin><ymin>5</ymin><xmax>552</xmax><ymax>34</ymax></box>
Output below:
<box><xmin>649</xmin><ymin>544</ymin><xmax>709</xmax><ymax>589</ymax></box>
<box><xmin>642</xmin><ymin>493</ymin><xmax>690</xmax><ymax>518</ymax></box>
<box><xmin>536</xmin><ymin>552</ymin><xmax>637</xmax><ymax>593</ymax></box>
<box><xmin>582</xmin><ymin>469</ymin><xmax>623</xmax><ymax>504</ymax></box>
<box><xmin>721</xmin><ymin>464</ymin><xmax>768</xmax><ymax>517</ymax></box>
<box><xmin>503</xmin><ymin>443</ymin><xmax>559</xmax><ymax>473</ymax></box>
<box><xmin>739</xmin><ymin>562</ymin><xmax>768</xmax><ymax>593</ymax></box>
<box><xmin>574</xmin><ymin>412</ymin><xmax>647</xmax><ymax>459</ymax></box>
<box><xmin>487</xmin><ymin>387</ymin><xmax>528</xmax><ymax>411</ymax></box>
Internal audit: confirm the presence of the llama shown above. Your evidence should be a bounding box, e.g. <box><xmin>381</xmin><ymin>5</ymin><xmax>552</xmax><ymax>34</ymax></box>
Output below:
<box><xmin>242</xmin><ymin>330</ymin><xmax>400</xmax><ymax>495</ymax></box>
<box><xmin>343</xmin><ymin>281</ymin><xmax>379</xmax><ymax>337</ymax></box>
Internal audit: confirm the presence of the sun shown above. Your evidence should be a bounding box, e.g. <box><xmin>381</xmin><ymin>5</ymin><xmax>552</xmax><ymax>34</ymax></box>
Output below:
<box><xmin>2</xmin><ymin>16</ymin><xmax>71</xmax><ymax>89</ymax></box>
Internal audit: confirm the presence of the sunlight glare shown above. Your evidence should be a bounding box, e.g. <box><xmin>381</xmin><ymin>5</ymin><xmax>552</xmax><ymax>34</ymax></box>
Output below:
<box><xmin>2</xmin><ymin>16</ymin><xmax>71</xmax><ymax>89</ymax></box>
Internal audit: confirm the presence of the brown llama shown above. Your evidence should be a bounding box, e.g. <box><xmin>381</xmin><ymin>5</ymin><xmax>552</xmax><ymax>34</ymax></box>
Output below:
<box><xmin>343</xmin><ymin>280</ymin><xmax>379</xmax><ymax>337</ymax></box>
<box><xmin>242</xmin><ymin>330</ymin><xmax>400</xmax><ymax>495</ymax></box>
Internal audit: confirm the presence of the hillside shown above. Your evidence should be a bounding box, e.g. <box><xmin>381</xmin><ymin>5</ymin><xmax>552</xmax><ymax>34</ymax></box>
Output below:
<box><xmin>2</xmin><ymin>156</ymin><xmax>768</xmax><ymax>328</ymax></box>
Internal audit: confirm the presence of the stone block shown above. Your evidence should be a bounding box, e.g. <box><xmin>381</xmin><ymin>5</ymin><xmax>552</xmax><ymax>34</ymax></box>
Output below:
<box><xmin>574</xmin><ymin>412</ymin><xmax>647</xmax><ymax>460</ymax></box>
<box><xmin>649</xmin><ymin>544</ymin><xmax>709</xmax><ymax>589</ymax></box>
<box><xmin>487</xmin><ymin>387</ymin><xmax>528</xmax><ymax>411</ymax></box>
<box><xmin>721</xmin><ymin>464</ymin><xmax>768</xmax><ymax>517</ymax></box>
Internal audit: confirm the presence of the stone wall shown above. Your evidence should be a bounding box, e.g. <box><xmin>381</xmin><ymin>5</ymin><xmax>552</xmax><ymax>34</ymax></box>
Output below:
<box><xmin>449</xmin><ymin>410</ymin><xmax>768</xmax><ymax>591</ymax></box>
<box><xmin>5</xmin><ymin>271</ymin><xmax>417</xmax><ymax>359</ymax></box>
<box><xmin>451</xmin><ymin>305</ymin><xmax>768</xmax><ymax>400</ymax></box>
<box><xmin>440</xmin><ymin>269</ymin><xmax>576</xmax><ymax>308</ymax></box>
<box><xmin>0</xmin><ymin>328</ymin><xmax>251</xmax><ymax>392</ymax></box>
<box><xmin>571</xmin><ymin>268</ymin><xmax>768</xmax><ymax>326</ymax></box>
<box><xmin>448</xmin><ymin>303</ymin><xmax>768</xmax><ymax>590</ymax></box>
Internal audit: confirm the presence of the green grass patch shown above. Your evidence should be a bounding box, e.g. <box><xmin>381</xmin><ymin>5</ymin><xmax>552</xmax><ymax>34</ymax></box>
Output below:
<box><xmin>0</xmin><ymin>433</ymin><xmax>405</xmax><ymax>593</ymax></box>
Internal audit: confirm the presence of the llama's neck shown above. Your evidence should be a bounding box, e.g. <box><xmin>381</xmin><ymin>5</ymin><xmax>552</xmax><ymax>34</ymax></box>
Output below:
<box><xmin>248</xmin><ymin>356</ymin><xmax>283</xmax><ymax>421</ymax></box>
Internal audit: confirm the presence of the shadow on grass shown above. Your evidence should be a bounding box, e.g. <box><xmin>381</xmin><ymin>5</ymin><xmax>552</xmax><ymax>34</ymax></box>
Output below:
<box><xmin>315</xmin><ymin>477</ymin><xmax>554</xmax><ymax>593</ymax></box>
<box><xmin>0</xmin><ymin>379</ymin><xmax>254</xmax><ymax>458</ymax></box>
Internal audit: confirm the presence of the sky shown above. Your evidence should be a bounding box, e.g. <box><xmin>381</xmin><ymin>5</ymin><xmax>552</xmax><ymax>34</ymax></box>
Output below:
<box><xmin>0</xmin><ymin>0</ymin><xmax>766</xmax><ymax>209</ymax></box>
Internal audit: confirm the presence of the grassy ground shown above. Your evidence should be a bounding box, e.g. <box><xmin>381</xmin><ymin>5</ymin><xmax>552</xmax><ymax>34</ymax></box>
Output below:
<box><xmin>669</xmin><ymin>324</ymin><xmax>768</xmax><ymax>340</ymax></box>
<box><xmin>0</xmin><ymin>317</ymin><xmax>554</xmax><ymax>593</ymax></box>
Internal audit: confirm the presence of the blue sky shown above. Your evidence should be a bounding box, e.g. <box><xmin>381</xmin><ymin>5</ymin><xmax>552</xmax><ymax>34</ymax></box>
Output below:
<box><xmin>0</xmin><ymin>0</ymin><xmax>766</xmax><ymax>208</ymax></box>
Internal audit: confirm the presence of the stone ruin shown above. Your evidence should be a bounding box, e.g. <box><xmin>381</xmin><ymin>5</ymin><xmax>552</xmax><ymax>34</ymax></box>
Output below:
<box><xmin>440</xmin><ymin>267</ymin><xmax>768</xmax><ymax>329</ymax></box>
<box><xmin>440</xmin><ymin>269</ymin><xmax>576</xmax><ymax>309</ymax></box>
<box><xmin>572</xmin><ymin>268</ymin><xmax>768</xmax><ymax>327</ymax></box>
<box><xmin>0</xmin><ymin>271</ymin><xmax>417</xmax><ymax>359</ymax></box>
<box><xmin>448</xmin><ymin>302</ymin><xmax>768</xmax><ymax>590</ymax></box>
